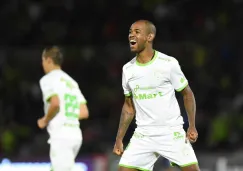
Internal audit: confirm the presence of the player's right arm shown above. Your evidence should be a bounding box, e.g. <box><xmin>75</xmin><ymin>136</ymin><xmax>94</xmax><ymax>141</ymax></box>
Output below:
<box><xmin>113</xmin><ymin>66</ymin><xmax>135</xmax><ymax>156</ymax></box>
<box><xmin>116</xmin><ymin>96</ymin><xmax>135</xmax><ymax>141</ymax></box>
<box><xmin>79</xmin><ymin>103</ymin><xmax>89</xmax><ymax>120</ymax></box>
<box><xmin>77</xmin><ymin>88</ymin><xmax>89</xmax><ymax>120</ymax></box>
<box><xmin>113</xmin><ymin>96</ymin><xmax>135</xmax><ymax>156</ymax></box>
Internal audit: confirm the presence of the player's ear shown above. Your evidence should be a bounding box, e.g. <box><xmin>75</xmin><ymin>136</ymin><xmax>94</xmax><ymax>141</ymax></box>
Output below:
<box><xmin>147</xmin><ymin>33</ymin><xmax>155</xmax><ymax>42</ymax></box>
<box><xmin>46</xmin><ymin>57</ymin><xmax>52</xmax><ymax>64</ymax></box>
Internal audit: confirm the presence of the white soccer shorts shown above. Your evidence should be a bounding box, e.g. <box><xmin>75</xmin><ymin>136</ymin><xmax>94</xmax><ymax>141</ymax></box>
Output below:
<box><xmin>50</xmin><ymin>139</ymin><xmax>82</xmax><ymax>171</ymax></box>
<box><xmin>119</xmin><ymin>126</ymin><xmax>198</xmax><ymax>171</ymax></box>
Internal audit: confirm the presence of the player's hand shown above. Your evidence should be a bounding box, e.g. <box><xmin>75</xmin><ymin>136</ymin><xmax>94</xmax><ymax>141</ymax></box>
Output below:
<box><xmin>113</xmin><ymin>139</ymin><xmax>124</xmax><ymax>156</ymax></box>
<box><xmin>37</xmin><ymin>117</ymin><xmax>48</xmax><ymax>129</ymax></box>
<box><xmin>186</xmin><ymin>126</ymin><xmax>198</xmax><ymax>143</ymax></box>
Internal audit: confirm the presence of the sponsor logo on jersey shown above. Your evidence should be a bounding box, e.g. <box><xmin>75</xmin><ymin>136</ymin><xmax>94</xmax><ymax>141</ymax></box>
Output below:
<box><xmin>133</xmin><ymin>85</ymin><xmax>163</xmax><ymax>100</ymax></box>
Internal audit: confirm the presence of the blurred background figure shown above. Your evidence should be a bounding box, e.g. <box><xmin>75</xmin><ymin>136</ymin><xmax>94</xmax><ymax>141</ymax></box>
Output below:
<box><xmin>0</xmin><ymin>0</ymin><xmax>243</xmax><ymax>171</ymax></box>
<box><xmin>38</xmin><ymin>46</ymin><xmax>89</xmax><ymax>171</ymax></box>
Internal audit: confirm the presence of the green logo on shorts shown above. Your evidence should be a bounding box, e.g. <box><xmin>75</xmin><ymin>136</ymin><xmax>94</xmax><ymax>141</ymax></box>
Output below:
<box><xmin>133</xmin><ymin>132</ymin><xmax>145</xmax><ymax>139</ymax></box>
<box><xmin>173</xmin><ymin>132</ymin><xmax>184</xmax><ymax>140</ymax></box>
<box><xmin>180</xmin><ymin>78</ymin><xmax>185</xmax><ymax>83</ymax></box>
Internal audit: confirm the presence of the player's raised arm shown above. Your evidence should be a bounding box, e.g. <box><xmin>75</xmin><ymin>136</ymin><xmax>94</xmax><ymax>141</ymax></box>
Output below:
<box><xmin>113</xmin><ymin>96</ymin><xmax>135</xmax><ymax>156</ymax></box>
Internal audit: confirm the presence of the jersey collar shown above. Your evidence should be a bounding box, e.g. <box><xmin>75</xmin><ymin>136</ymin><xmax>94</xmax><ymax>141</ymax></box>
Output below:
<box><xmin>136</xmin><ymin>50</ymin><xmax>158</xmax><ymax>66</ymax></box>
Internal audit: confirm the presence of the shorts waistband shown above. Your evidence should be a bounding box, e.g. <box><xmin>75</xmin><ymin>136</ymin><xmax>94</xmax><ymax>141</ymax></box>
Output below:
<box><xmin>137</xmin><ymin>125</ymin><xmax>183</xmax><ymax>129</ymax></box>
<box><xmin>63</xmin><ymin>123</ymin><xmax>79</xmax><ymax>127</ymax></box>
<box><xmin>135</xmin><ymin>125</ymin><xmax>183</xmax><ymax>136</ymax></box>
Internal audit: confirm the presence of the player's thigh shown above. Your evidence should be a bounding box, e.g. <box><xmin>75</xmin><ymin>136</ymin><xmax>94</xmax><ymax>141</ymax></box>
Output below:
<box><xmin>72</xmin><ymin>139</ymin><xmax>82</xmax><ymax>158</ymax></box>
<box><xmin>180</xmin><ymin>163</ymin><xmax>200</xmax><ymax>171</ymax></box>
<box><xmin>119</xmin><ymin>132</ymin><xmax>159</xmax><ymax>171</ymax></box>
<box><xmin>118</xmin><ymin>166</ymin><xmax>139</xmax><ymax>171</ymax></box>
<box><xmin>119</xmin><ymin>166</ymin><xmax>139</xmax><ymax>171</ymax></box>
<box><xmin>50</xmin><ymin>140</ymin><xmax>76</xmax><ymax>170</ymax></box>
<box><xmin>156</xmin><ymin>127</ymin><xmax>198</xmax><ymax>168</ymax></box>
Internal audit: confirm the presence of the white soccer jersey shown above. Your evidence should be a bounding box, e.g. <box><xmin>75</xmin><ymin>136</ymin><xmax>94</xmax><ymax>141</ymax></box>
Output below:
<box><xmin>39</xmin><ymin>69</ymin><xmax>86</xmax><ymax>141</ymax></box>
<box><xmin>122</xmin><ymin>51</ymin><xmax>188</xmax><ymax>135</ymax></box>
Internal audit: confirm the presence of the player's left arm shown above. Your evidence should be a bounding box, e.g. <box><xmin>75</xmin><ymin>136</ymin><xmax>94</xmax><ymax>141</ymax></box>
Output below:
<box><xmin>43</xmin><ymin>95</ymin><xmax>60</xmax><ymax>123</ymax></box>
<box><xmin>180</xmin><ymin>85</ymin><xmax>196</xmax><ymax>128</ymax></box>
<box><xmin>170</xmin><ymin>58</ymin><xmax>198</xmax><ymax>143</ymax></box>
<box><xmin>180</xmin><ymin>85</ymin><xmax>198</xmax><ymax>143</ymax></box>
<box><xmin>37</xmin><ymin>95</ymin><xmax>60</xmax><ymax>129</ymax></box>
<box><xmin>38</xmin><ymin>77</ymin><xmax>59</xmax><ymax>129</ymax></box>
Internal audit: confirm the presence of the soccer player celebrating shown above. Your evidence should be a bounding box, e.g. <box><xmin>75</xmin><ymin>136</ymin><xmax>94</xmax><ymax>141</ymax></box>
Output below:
<box><xmin>37</xmin><ymin>46</ymin><xmax>89</xmax><ymax>171</ymax></box>
<box><xmin>113</xmin><ymin>20</ymin><xmax>200</xmax><ymax>171</ymax></box>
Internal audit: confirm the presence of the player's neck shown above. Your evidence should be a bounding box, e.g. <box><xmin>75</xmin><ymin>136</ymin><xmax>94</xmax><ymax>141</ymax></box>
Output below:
<box><xmin>136</xmin><ymin>48</ymin><xmax>155</xmax><ymax>64</ymax></box>
<box><xmin>47</xmin><ymin>66</ymin><xmax>61</xmax><ymax>73</ymax></box>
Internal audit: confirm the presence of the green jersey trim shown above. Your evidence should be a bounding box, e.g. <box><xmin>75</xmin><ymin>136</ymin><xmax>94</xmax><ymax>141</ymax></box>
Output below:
<box><xmin>46</xmin><ymin>94</ymin><xmax>58</xmax><ymax>102</ymax></box>
<box><xmin>181</xmin><ymin>162</ymin><xmax>198</xmax><ymax>167</ymax></box>
<box><xmin>80</xmin><ymin>101</ymin><xmax>87</xmax><ymax>104</ymax></box>
<box><xmin>119</xmin><ymin>164</ymin><xmax>151</xmax><ymax>171</ymax></box>
<box><xmin>171</xmin><ymin>161</ymin><xmax>198</xmax><ymax>167</ymax></box>
<box><xmin>176</xmin><ymin>81</ymin><xmax>188</xmax><ymax>92</ymax></box>
<box><xmin>125</xmin><ymin>92</ymin><xmax>132</xmax><ymax>97</ymax></box>
<box><xmin>136</xmin><ymin>50</ymin><xmax>158</xmax><ymax>66</ymax></box>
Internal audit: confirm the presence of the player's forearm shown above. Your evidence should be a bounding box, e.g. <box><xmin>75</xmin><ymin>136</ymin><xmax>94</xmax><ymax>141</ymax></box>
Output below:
<box><xmin>44</xmin><ymin>104</ymin><xmax>60</xmax><ymax>123</ymax></box>
<box><xmin>116</xmin><ymin>106</ymin><xmax>135</xmax><ymax>141</ymax></box>
<box><xmin>79</xmin><ymin>104</ymin><xmax>89</xmax><ymax>120</ymax></box>
<box><xmin>183</xmin><ymin>90</ymin><xmax>196</xmax><ymax>127</ymax></box>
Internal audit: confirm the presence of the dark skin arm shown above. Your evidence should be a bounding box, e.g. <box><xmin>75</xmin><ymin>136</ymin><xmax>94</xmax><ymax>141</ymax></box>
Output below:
<box><xmin>180</xmin><ymin>85</ymin><xmax>198</xmax><ymax>143</ymax></box>
<box><xmin>113</xmin><ymin>96</ymin><xmax>135</xmax><ymax>156</ymax></box>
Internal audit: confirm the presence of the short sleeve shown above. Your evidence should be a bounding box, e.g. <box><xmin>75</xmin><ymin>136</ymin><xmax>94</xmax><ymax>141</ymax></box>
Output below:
<box><xmin>122</xmin><ymin>69</ymin><xmax>131</xmax><ymax>96</ymax></box>
<box><xmin>39</xmin><ymin>77</ymin><xmax>57</xmax><ymax>102</ymax></box>
<box><xmin>77</xmin><ymin>89</ymin><xmax>87</xmax><ymax>104</ymax></box>
<box><xmin>170</xmin><ymin>59</ymin><xmax>188</xmax><ymax>92</ymax></box>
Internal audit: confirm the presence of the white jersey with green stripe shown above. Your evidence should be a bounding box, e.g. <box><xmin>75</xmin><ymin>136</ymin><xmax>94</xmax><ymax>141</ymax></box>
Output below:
<box><xmin>40</xmin><ymin>69</ymin><xmax>86</xmax><ymax>141</ymax></box>
<box><xmin>122</xmin><ymin>51</ymin><xmax>188</xmax><ymax>135</ymax></box>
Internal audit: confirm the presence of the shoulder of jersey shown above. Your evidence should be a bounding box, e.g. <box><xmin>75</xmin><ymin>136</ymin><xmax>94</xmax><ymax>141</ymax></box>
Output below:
<box><xmin>157</xmin><ymin>51</ymin><xmax>177</xmax><ymax>63</ymax></box>
<box><xmin>39</xmin><ymin>71</ymin><xmax>59</xmax><ymax>85</ymax></box>
<box><xmin>63</xmin><ymin>72</ymin><xmax>80</xmax><ymax>88</ymax></box>
<box><xmin>122</xmin><ymin>57</ymin><xmax>136</xmax><ymax>71</ymax></box>
<box><xmin>39</xmin><ymin>74</ymin><xmax>51</xmax><ymax>85</ymax></box>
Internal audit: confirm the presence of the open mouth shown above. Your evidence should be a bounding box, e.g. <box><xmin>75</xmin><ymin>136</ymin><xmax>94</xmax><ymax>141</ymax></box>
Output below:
<box><xmin>130</xmin><ymin>40</ymin><xmax>137</xmax><ymax>46</ymax></box>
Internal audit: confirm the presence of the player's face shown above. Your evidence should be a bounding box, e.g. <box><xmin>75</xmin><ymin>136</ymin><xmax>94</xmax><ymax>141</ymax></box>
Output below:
<box><xmin>128</xmin><ymin>22</ymin><xmax>149</xmax><ymax>53</ymax></box>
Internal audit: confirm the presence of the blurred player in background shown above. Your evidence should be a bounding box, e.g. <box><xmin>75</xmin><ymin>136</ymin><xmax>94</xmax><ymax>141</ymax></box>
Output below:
<box><xmin>113</xmin><ymin>20</ymin><xmax>200</xmax><ymax>171</ymax></box>
<box><xmin>37</xmin><ymin>46</ymin><xmax>89</xmax><ymax>171</ymax></box>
